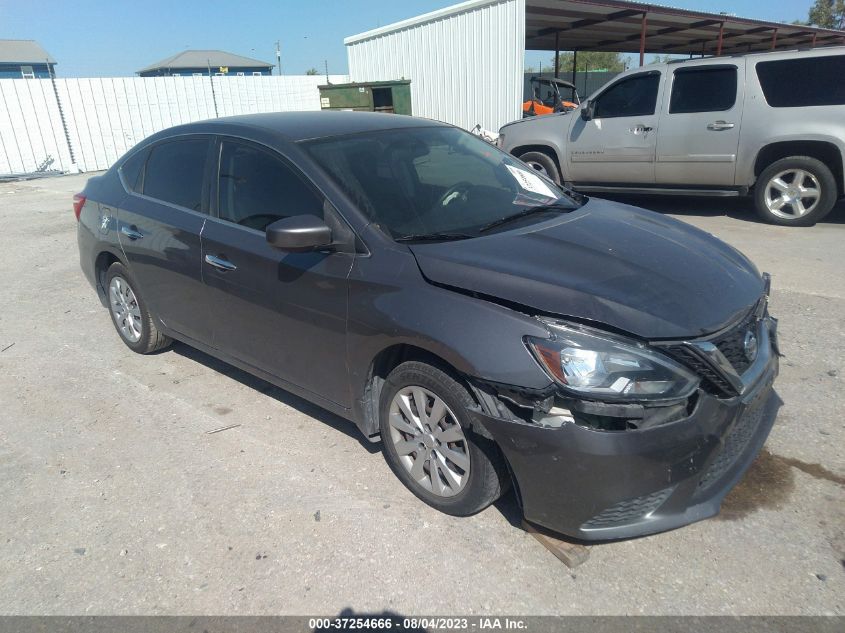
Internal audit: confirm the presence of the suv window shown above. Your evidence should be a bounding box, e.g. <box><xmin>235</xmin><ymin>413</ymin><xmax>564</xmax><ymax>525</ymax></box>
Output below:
<box><xmin>594</xmin><ymin>73</ymin><xmax>660</xmax><ymax>118</ymax></box>
<box><xmin>756</xmin><ymin>55</ymin><xmax>845</xmax><ymax>107</ymax></box>
<box><xmin>142</xmin><ymin>139</ymin><xmax>209</xmax><ymax>211</ymax></box>
<box><xmin>119</xmin><ymin>148</ymin><xmax>147</xmax><ymax>192</ymax></box>
<box><xmin>217</xmin><ymin>141</ymin><xmax>324</xmax><ymax>232</ymax></box>
<box><xmin>670</xmin><ymin>66</ymin><xmax>737</xmax><ymax>114</ymax></box>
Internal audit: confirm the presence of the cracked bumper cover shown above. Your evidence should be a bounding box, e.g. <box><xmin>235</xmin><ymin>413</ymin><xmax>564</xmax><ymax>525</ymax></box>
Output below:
<box><xmin>473</xmin><ymin>321</ymin><xmax>780</xmax><ymax>541</ymax></box>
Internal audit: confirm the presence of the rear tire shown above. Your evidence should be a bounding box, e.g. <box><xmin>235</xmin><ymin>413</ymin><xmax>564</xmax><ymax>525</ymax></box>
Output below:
<box><xmin>753</xmin><ymin>156</ymin><xmax>837</xmax><ymax>226</ymax></box>
<box><xmin>105</xmin><ymin>262</ymin><xmax>171</xmax><ymax>354</ymax></box>
<box><xmin>379</xmin><ymin>361</ymin><xmax>508</xmax><ymax>516</ymax></box>
<box><xmin>518</xmin><ymin>151</ymin><xmax>561</xmax><ymax>185</ymax></box>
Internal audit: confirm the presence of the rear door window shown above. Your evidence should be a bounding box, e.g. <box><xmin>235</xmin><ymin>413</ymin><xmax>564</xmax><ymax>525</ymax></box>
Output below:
<box><xmin>670</xmin><ymin>66</ymin><xmax>737</xmax><ymax>113</ymax></box>
<box><xmin>142</xmin><ymin>138</ymin><xmax>210</xmax><ymax>212</ymax></box>
<box><xmin>593</xmin><ymin>72</ymin><xmax>661</xmax><ymax>118</ymax></box>
<box><xmin>216</xmin><ymin>140</ymin><xmax>324</xmax><ymax>232</ymax></box>
<box><xmin>756</xmin><ymin>55</ymin><xmax>845</xmax><ymax>107</ymax></box>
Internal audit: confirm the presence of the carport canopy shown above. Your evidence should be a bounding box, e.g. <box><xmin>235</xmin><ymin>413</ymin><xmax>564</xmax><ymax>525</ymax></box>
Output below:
<box><xmin>526</xmin><ymin>0</ymin><xmax>845</xmax><ymax>68</ymax></box>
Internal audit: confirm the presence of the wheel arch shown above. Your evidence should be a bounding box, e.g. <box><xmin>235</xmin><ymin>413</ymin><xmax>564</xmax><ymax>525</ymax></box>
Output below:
<box><xmin>753</xmin><ymin>140</ymin><xmax>844</xmax><ymax>196</ymax></box>
<box><xmin>359</xmin><ymin>343</ymin><xmax>486</xmax><ymax>440</ymax></box>
<box><xmin>93</xmin><ymin>248</ymin><xmax>127</xmax><ymax>306</ymax></box>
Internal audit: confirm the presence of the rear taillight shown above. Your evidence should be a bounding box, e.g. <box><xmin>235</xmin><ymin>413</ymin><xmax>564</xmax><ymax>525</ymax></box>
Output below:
<box><xmin>73</xmin><ymin>193</ymin><xmax>86</xmax><ymax>221</ymax></box>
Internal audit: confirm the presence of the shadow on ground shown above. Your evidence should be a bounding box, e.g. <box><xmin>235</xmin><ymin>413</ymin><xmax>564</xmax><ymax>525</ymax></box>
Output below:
<box><xmin>170</xmin><ymin>341</ymin><xmax>380</xmax><ymax>455</ymax></box>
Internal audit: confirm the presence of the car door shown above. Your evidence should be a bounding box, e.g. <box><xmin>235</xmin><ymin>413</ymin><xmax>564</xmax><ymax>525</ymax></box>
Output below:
<box><xmin>200</xmin><ymin>137</ymin><xmax>355</xmax><ymax>407</ymax></box>
<box><xmin>566</xmin><ymin>71</ymin><xmax>662</xmax><ymax>184</ymax></box>
<box><xmin>117</xmin><ymin>136</ymin><xmax>215</xmax><ymax>344</ymax></box>
<box><xmin>655</xmin><ymin>64</ymin><xmax>744</xmax><ymax>185</ymax></box>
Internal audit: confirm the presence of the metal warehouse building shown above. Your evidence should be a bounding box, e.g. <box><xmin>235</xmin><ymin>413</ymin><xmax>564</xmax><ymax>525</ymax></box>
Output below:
<box><xmin>344</xmin><ymin>0</ymin><xmax>845</xmax><ymax>131</ymax></box>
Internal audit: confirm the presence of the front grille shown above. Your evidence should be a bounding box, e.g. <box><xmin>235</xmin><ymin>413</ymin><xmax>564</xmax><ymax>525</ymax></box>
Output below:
<box><xmin>711</xmin><ymin>312</ymin><xmax>757</xmax><ymax>375</ymax></box>
<box><xmin>696</xmin><ymin>399</ymin><xmax>766</xmax><ymax>492</ymax></box>
<box><xmin>582</xmin><ymin>486</ymin><xmax>675</xmax><ymax>529</ymax></box>
<box><xmin>664</xmin><ymin>345</ymin><xmax>736</xmax><ymax>396</ymax></box>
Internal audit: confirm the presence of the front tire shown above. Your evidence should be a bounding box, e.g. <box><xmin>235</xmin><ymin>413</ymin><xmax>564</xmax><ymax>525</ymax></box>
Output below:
<box><xmin>105</xmin><ymin>262</ymin><xmax>171</xmax><ymax>354</ymax></box>
<box><xmin>379</xmin><ymin>361</ymin><xmax>507</xmax><ymax>516</ymax></box>
<box><xmin>754</xmin><ymin>156</ymin><xmax>837</xmax><ymax>226</ymax></box>
<box><xmin>517</xmin><ymin>150</ymin><xmax>561</xmax><ymax>184</ymax></box>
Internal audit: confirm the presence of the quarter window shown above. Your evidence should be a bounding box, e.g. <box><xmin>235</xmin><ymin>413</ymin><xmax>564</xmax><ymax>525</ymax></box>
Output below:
<box><xmin>670</xmin><ymin>66</ymin><xmax>737</xmax><ymax>114</ymax></box>
<box><xmin>142</xmin><ymin>139</ymin><xmax>209</xmax><ymax>212</ymax></box>
<box><xmin>756</xmin><ymin>55</ymin><xmax>845</xmax><ymax>107</ymax></box>
<box><xmin>217</xmin><ymin>141</ymin><xmax>324</xmax><ymax>232</ymax></box>
<box><xmin>593</xmin><ymin>73</ymin><xmax>660</xmax><ymax>118</ymax></box>
<box><xmin>119</xmin><ymin>148</ymin><xmax>147</xmax><ymax>192</ymax></box>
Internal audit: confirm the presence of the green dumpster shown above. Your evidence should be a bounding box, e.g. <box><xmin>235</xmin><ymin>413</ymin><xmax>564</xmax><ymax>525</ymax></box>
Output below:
<box><xmin>318</xmin><ymin>80</ymin><xmax>412</xmax><ymax>115</ymax></box>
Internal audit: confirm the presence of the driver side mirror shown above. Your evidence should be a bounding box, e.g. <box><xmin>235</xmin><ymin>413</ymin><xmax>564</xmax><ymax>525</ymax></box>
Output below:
<box><xmin>580</xmin><ymin>100</ymin><xmax>594</xmax><ymax>121</ymax></box>
<box><xmin>265</xmin><ymin>215</ymin><xmax>333</xmax><ymax>252</ymax></box>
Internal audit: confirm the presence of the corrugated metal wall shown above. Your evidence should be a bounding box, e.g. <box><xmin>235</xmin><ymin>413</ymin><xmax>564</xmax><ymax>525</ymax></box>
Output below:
<box><xmin>346</xmin><ymin>0</ymin><xmax>525</xmax><ymax>132</ymax></box>
<box><xmin>0</xmin><ymin>75</ymin><xmax>348</xmax><ymax>176</ymax></box>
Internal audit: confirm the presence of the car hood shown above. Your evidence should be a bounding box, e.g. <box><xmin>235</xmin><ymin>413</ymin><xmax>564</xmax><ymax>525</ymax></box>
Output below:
<box><xmin>408</xmin><ymin>199</ymin><xmax>763</xmax><ymax>339</ymax></box>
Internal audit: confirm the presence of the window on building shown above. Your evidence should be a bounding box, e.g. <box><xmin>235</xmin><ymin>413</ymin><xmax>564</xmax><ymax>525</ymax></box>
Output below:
<box><xmin>593</xmin><ymin>72</ymin><xmax>661</xmax><ymax>119</ymax></box>
<box><xmin>217</xmin><ymin>141</ymin><xmax>323</xmax><ymax>232</ymax></box>
<box><xmin>20</xmin><ymin>65</ymin><xmax>35</xmax><ymax>79</ymax></box>
<box><xmin>669</xmin><ymin>66</ymin><xmax>737</xmax><ymax>114</ymax></box>
<box><xmin>236</xmin><ymin>71</ymin><xmax>245</xmax><ymax>76</ymax></box>
<box><xmin>142</xmin><ymin>138</ymin><xmax>210</xmax><ymax>212</ymax></box>
<box><xmin>252</xmin><ymin>72</ymin><xmax>263</xmax><ymax>76</ymax></box>
<box><xmin>756</xmin><ymin>55</ymin><xmax>845</xmax><ymax>107</ymax></box>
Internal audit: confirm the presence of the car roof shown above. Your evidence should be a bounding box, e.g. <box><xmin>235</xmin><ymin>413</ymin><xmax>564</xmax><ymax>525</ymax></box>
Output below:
<box><xmin>171</xmin><ymin>111</ymin><xmax>449</xmax><ymax>143</ymax></box>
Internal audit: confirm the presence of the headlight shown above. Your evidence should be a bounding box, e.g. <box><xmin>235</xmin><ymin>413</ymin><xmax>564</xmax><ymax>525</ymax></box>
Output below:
<box><xmin>526</xmin><ymin>320</ymin><xmax>699</xmax><ymax>401</ymax></box>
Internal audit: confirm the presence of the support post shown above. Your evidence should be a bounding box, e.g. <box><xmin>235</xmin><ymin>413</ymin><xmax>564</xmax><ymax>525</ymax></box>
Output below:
<box><xmin>811</xmin><ymin>32</ymin><xmax>817</xmax><ymax>47</ymax></box>
<box><xmin>554</xmin><ymin>31</ymin><xmax>560</xmax><ymax>78</ymax></box>
<box><xmin>571</xmin><ymin>49</ymin><xmax>577</xmax><ymax>85</ymax></box>
<box><xmin>639</xmin><ymin>12</ymin><xmax>648</xmax><ymax>66</ymax></box>
<box><xmin>716</xmin><ymin>22</ymin><xmax>724</xmax><ymax>56</ymax></box>
<box><xmin>771</xmin><ymin>28</ymin><xmax>778</xmax><ymax>50</ymax></box>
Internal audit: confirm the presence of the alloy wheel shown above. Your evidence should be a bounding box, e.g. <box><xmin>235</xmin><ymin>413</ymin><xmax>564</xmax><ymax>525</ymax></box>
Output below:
<box><xmin>387</xmin><ymin>386</ymin><xmax>470</xmax><ymax>497</ymax></box>
<box><xmin>764</xmin><ymin>169</ymin><xmax>821</xmax><ymax>219</ymax></box>
<box><xmin>109</xmin><ymin>276</ymin><xmax>142</xmax><ymax>343</ymax></box>
<box><xmin>524</xmin><ymin>160</ymin><xmax>549</xmax><ymax>177</ymax></box>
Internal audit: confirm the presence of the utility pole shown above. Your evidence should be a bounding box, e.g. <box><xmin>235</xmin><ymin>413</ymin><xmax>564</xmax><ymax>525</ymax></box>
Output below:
<box><xmin>324</xmin><ymin>59</ymin><xmax>329</xmax><ymax>84</ymax></box>
<box><xmin>275</xmin><ymin>40</ymin><xmax>281</xmax><ymax>75</ymax></box>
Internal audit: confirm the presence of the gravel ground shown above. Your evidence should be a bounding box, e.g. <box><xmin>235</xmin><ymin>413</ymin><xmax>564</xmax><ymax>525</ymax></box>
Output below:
<box><xmin>0</xmin><ymin>174</ymin><xmax>843</xmax><ymax>616</ymax></box>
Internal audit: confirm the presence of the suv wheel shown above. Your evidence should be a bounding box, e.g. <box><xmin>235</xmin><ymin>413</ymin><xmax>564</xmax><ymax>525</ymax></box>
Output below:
<box><xmin>106</xmin><ymin>262</ymin><xmax>172</xmax><ymax>354</ymax></box>
<box><xmin>754</xmin><ymin>156</ymin><xmax>837</xmax><ymax>226</ymax></box>
<box><xmin>378</xmin><ymin>361</ymin><xmax>508</xmax><ymax>516</ymax></box>
<box><xmin>518</xmin><ymin>151</ymin><xmax>561</xmax><ymax>184</ymax></box>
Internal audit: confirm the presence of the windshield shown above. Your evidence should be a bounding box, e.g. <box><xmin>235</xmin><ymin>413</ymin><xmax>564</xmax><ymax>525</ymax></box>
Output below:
<box><xmin>304</xmin><ymin>126</ymin><xmax>580</xmax><ymax>240</ymax></box>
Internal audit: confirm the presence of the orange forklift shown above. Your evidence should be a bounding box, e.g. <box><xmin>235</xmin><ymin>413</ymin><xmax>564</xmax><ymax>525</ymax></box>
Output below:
<box><xmin>522</xmin><ymin>76</ymin><xmax>581</xmax><ymax>118</ymax></box>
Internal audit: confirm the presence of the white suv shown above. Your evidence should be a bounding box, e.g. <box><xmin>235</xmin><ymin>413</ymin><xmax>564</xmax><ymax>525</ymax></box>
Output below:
<box><xmin>499</xmin><ymin>47</ymin><xmax>845</xmax><ymax>226</ymax></box>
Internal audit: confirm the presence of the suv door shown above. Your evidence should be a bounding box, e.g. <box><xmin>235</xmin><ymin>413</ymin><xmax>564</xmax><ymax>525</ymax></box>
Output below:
<box><xmin>655</xmin><ymin>64</ymin><xmax>744</xmax><ymax>185</ymax></box>
<box><xmin>201</xmin><ymin>138</ymin><xmax>354</xmax><ymax>407</ymax></box>
<box><xmin>566</xmin><ymin>71</ymin><xmax>662</xmax><ymax>184</ymax></box>
<box><xmin>117</xmin><ymin>136</ymin><xmax>214</xmax><ymax>343</ymax></box>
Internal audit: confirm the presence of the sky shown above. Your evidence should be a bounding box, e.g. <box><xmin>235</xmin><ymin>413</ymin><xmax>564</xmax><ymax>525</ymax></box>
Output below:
<box><xmin>0</xmin><ymin>0</ymin><xmax>821</xmax><ymax>78</ymax></box>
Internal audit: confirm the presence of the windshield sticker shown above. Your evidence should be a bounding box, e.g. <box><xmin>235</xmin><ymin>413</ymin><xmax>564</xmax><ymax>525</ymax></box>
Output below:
<box><xmin>506</xmin><ymin>165</ymin><xmax>557</xmax><ymax>198</ymax></box>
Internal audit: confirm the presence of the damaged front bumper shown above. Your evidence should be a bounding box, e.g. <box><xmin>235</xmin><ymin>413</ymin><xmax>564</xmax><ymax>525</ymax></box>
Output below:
<box><xmin>474</xmin><ymin>316</ymin><xmax>780</xmax><ymax>541</ymax></box>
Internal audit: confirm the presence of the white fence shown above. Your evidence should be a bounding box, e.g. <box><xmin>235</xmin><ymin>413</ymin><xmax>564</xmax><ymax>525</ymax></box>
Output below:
<box><xmin>0</xmin><ymin>74</ymin><xmax>349</xmax><ymax>176</ymax></box>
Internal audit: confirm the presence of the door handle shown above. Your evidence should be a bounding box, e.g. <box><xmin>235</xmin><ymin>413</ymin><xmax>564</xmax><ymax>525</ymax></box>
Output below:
<box><xmin>630</xmin><ymin>125</ymin><xmax>654</xmax><ymax>134</ymax></box>
<box><xmin>707</xmin><ymin>120</ymin><xmax>735</xmax><ymax>131</ymax></box>
<box><xmin>120</xmin><ymin>225</ymin><xmax>144</xmax><ymax>240</ymax></box>
<box><xmin>204</xmin><ymin>254</ymin><xmax>237</xmax><ymax>272</ymax></box>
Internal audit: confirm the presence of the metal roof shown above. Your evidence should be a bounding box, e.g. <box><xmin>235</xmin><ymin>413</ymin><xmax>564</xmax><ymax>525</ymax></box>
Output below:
<box><xmin>137</xmin><ymin>50</ymin><xmax>274</xmax><ymax>73</ymax></box>
<box><xmin>0</xmin><ymin>39</ymin><xmax>56</xmax><ymax>64</ymax></box>
<box><xmin>525</xmin><ymin>0</ymin><xmax>845</xmax><ymax>55</ymax></box>
<box><xmin>346</xmin><ymin>0</ymin><xmax>845</xmax><ymax>56</ymax></box>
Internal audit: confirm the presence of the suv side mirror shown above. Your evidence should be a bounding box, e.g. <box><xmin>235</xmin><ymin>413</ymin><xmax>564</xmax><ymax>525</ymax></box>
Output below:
<box><xmin>580</xmin><ymin>100</ymin><xmax>594</xmax><ymax>121</ymax></box>
<box><xmin>266</xmin><ymin>215</ymin><xmax>333</xmax><ymax>252</ymax></box>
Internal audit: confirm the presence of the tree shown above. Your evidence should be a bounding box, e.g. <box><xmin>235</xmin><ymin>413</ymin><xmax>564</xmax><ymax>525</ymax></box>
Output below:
<box><xmin>549</xmin><ymin>51</ymin><xmax>625</xmax><ymax>73</ymax></box>
<box><xmin>806</xmin><ymin>0</ymin><xmax>845</xmax><ymax>29</ymax></box>
<box><xmin>305</xmin><ymin>68</ymin><xmax>319</xmax><ymax>75</ymax></box>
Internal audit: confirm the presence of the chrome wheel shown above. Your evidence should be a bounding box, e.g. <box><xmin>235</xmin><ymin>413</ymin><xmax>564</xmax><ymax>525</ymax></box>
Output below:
<box><xmin>388</xmin><ymin>386</ymin><xmax>470</xmax><ymax>497</ymax></box>
<box><xmin>764</xmin><ymin>169</ymin><xmax>821</xmax><ymax>219</ymax></box>
<box><xmin>109</xmin><ymin>276</ymin><xmax>142</xmax><ymax>343</ymax></box>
